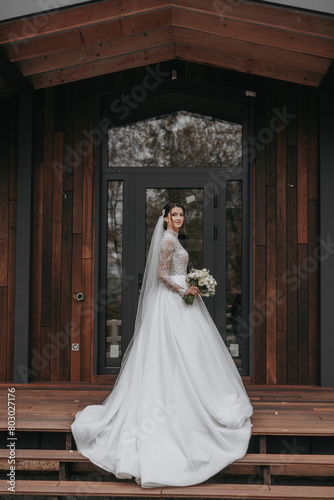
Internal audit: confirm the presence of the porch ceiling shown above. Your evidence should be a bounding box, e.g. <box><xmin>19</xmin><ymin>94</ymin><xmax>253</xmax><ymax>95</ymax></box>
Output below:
<box><xmin>0</xmin><ymin>0</ymin><xmax>333</xmax><ymax>95</ymax></box>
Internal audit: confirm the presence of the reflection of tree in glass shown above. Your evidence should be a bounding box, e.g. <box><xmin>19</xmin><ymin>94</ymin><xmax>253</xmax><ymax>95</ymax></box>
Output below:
<box><xmin>146</xmin><ymin>188</ymin><xmax>204</xmax><ymax>270</ymax></box>
<box><xmin>107</xmin><ymin>181</ymin><xmax>123</xmax><ymax>321</ymax></box>
<box><xmin>109</xmin><ymin>111</ymin><xmax>242</xmax><ymax>168</ymax></box>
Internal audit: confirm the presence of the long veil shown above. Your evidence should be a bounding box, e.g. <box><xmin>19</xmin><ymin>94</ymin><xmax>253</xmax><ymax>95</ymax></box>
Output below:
<box><xmin>112</xmin><ymin>215</ymin><xmax>164</xmax><ymax>387</ymax></box>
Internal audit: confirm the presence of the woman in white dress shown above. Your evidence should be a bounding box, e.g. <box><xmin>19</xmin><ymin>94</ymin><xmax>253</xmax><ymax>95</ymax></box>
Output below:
<box><xmin>71</xmin><ymin>202</ymin><xmax>253</xmax><ymax>488</ymax></box>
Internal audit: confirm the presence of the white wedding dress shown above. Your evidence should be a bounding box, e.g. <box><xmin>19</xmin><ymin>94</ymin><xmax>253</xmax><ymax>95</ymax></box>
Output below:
<box><xmin>71</xmin><ymin>224</ymin><xmax>253</xmax><ymax>488</ymax></box>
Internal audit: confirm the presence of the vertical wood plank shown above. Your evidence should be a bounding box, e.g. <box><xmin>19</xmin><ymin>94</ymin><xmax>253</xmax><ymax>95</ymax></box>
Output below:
<box><xmin>276</xmin><ymin>330</ymin><xmax>287</xmax><ymax>385</ymax></box>
<box><xmin>31</xmin><ymin>163</ymin><xmax>43</xmax><ymax>381</ymax></box>
<box><xmin>7</xmin><ymin>101</ymin><xmax>18</xmax><ymax>380</ymax></box>
<box><xmin>0</xmin><ymin>100</ymin><xmax>9</xmax><ymax>287</ymax></box>
<box><xmin>254</xmin><ymin>245</ymin><xmax>266</xmax><ymax>384</ymax></box>
<box><xmin>266</xmin><ymin>81</ymin><xmax>277</xmax><ymax>188</ymax></box>
<box><xmin>9</xmin><ymin>99</ymin><xmax>18</xmax><ymax>202</ymax></box>
<box><xmin>255</xmin><ymin>91</ymin><xmax>266</xmax><ymax>246</ymax></box>
<box><xmin>82</xmin><ymin>81</ymin><xmax>94</xmax><ymax>260</ymax></box>
<box><xmin>50</xmin><ymin>132</ymin><xmax>63</xmax><ymax>381</ymax></box>
<box><xmin>0</xmin><ymin>197</ymin><xmax>8</xmax><ymax>287</ymax></box>
<box><xmin>276</xmin><ymin>83</ymin><xmax>287</xmax><ymax>332</ymax></box>
<box><xmin>308</xmin><ymin>200</ymin><xmax>319</xmax><ymax>385</ymax></box>
<box><xmin>63</xmin><ymin>86</ymin><xmax>74</xmax><ymax>192</ymax></box>
<box><xmin>73</xmin><ymin>84</ymin><xmax>84</xmax><ymax>234</ymax></box>
<box><xmin>307</xmin><ymin>88</ymin><xmax>318</xmax><ymax>202</ymax></box>
<box><xmin>286</xmin><ymin>148</ymin><xmax>298</xmax><ymax>385</ymax></box>
<box><xmin>297</xmin><ymin>87</ymin><xmax>308</xmax><ymax>244</ymax></box>
<box><xmin>81</xmin><ymin>258</ymin><xmax>93</xmax><ymax>381</ymax></box>
<box><xmin>7</xmin><ymin>201</ymin><xmax>16</xmax><ymax>381</ymax></box>
<box><xmin>60</xmin><ymin>191</ymin><xmax>73</xmax><ymax>381</ymax></box>
<box><xmin>297</xmin><ymin>244</ymin><xmax>308</xmax><ymax>384</ymax></box>
<box><xmin>0</xmin><ymin>288</ymin><xmax>8</xmax><ymax>380</ymax></box>
<box><xmin>266</xmin><ymin>186</ymin><xmax>277</xmax><ymax>384</ymax></box>
<box><xmin>39</xmin><ymin>326</ymin><xmax>50</xmax><ymax>381</ymax></box>
<box><xmin>71</xmin><ymin>233</ymin><xmax>82</xmax><ymax>381</ymax></box>
<box><xmin>41</xmin><ymin>88</ymin><xmax>54</xmax><ymax>327</ymax></box>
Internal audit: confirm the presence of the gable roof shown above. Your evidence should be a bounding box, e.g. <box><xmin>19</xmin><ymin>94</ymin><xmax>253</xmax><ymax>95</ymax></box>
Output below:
<box><xmin>0</xmin><ymin>0</ymin><xmax>333</xmax><ymax>97</ymax></box>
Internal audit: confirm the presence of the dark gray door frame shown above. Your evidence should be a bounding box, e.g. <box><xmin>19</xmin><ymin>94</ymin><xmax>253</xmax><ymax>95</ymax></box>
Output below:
<box><xmin>13</xmin><ymin>94</ymin><xmax>33</xmax><ymax>383</ymax></box>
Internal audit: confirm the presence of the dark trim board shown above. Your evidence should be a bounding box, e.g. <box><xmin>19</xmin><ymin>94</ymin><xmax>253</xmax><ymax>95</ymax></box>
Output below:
<box><xmin>319</xmin><ymin>87</ymin><xmax>334</xmax><ymax>387</ymax></box>
<box><xmin>13</xmin><ymin>94</ymin><xmax>33</xmax><ymax>383</ymax></box>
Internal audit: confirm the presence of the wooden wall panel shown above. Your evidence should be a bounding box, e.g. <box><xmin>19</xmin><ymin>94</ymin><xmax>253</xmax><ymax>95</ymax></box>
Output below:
<box><xmin>253</xmin><ymin>80</ymin><xmax>319</xmax><ymax>385</ymax></box>
<box><xmin>0</xmin><ymin>63</ymin><xmax>319</xmax><ymax>385</ymax></box>
<box><xmin>30</xmin><ymin>81</ymin><xmax>96</xmax><ymax>382</ymax></box>
<box><xmin>0</xmin><ymin>98</ymin><xmax>17</xmax><ymax>382</ymax></box>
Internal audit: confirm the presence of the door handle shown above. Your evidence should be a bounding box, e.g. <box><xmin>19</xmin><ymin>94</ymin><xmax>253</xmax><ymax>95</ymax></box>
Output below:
<box><xmin>138</xmin><ymin>273</ymin><xmax>143</xmax><ymax>294</ymax></box>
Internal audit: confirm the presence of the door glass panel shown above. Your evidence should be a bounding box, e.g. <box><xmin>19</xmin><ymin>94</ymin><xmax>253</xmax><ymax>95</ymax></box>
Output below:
<box><xmin>106</xmin><ymin>181</ymin><xmax>123</xmax><ymax>367</ymax></box>
<box><xmin>225</xmin><ymin>181</ymin><xmax>243</xmax><ymax>369</ymax></box>
<box><xmin>108</xmin><ymin>111</ymin><xmax>242</xmax><ymax>168</ymax></box>
<box><xmin>146</xmin><ymin>188</ymin><xmax>204</xmax><ymax>269</ymax></box>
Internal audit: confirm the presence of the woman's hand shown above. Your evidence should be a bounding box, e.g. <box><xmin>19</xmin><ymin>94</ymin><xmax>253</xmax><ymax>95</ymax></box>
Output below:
<box><xmin>184</xmin><ymin>286</ymin><xmax>199</xmax><ymax>296</ymax></box>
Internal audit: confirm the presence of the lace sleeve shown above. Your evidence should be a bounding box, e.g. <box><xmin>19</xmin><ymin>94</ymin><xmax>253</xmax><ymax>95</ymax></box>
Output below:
<box><xmin>157</xmin><ymin>237</ymin><xmax>185</xmax><ymax>296</ymax></box>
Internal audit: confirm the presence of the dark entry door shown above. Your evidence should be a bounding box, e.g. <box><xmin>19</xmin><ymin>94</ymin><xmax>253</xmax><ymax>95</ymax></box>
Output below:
<box><xmin>100</xmin><ymin>170</ymin><xmax>249</xmax><ymax>375</ymax></box>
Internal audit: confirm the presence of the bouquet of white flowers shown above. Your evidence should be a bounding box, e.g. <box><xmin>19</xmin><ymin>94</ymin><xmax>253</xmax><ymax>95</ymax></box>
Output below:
<box><xmin>183</xmin><ymin>268</ymin><xmax>217</xmax><ymax>305</ymax></box>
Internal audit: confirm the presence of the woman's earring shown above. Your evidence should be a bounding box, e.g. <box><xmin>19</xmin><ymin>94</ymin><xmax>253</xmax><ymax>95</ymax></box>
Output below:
<box><xmin>163</xmin><ymin>220</ymin><xmax>167</xmax><ymax>230</ymax></box>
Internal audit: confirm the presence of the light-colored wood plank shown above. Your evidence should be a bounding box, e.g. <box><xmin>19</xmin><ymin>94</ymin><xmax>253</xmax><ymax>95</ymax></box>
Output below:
<box><xmin>30</xmin><ymin>44</ymin><xmax>175</xmax><ymax>88</ymax></box>
<box><xmin>175</xmin><ymin>45</ymin><xmax>322</xmax><ymax>87</ymax></box>
<box><xmin>170</xmin><ymin>0</ymin><xmax>334</xmax><ymax>40</ymax></box>
<box><xmin>19</xmin><ymin>28</ymin><xmax>173</xmax><ymax>77</ymax></box>
<box><xmin>172</xmin><ymin>8</ymin><xmax>334</xmax><ymax>59</ymax></box>
<box><xmin>0</xmin><ymin>0</ymin><xmax>169</xmax><ymax>44</ymax></box>
<box><xmin>173</xmin><ymin>27</ymin><xmax>330</xmax><ymax>75</ymax></box>
<box><xmin>8</xmin><ymin>10</ymin><xmax>172</xmax><ymax>63</ymax></box>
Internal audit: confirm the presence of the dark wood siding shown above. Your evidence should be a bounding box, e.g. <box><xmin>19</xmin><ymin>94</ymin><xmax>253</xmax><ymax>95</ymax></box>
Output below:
<box><xmin>0</xmin><ymin>98</ymin><xmax>18</xmax><ymax>382</ymax></box>
<box><xmin>0</xmin><ymin>64</ymin><xmax>319</xmax><ymax>384</ymax></box>
<box><xmin>253</xmin><ymin>81</ymin><xmax>319</xmax><ymax>385</ymax></box>
<box><xmin>30</xmin><ymin>83</ymin><xmax>96</xmax><ymax>382</ymax></box>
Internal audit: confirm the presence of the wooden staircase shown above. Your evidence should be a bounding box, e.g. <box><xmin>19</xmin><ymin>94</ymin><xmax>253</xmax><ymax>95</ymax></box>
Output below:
<box><xmin>1</xmin><ymin>384</ymin><xmax>334</xmax><ymax>499</ymax></box>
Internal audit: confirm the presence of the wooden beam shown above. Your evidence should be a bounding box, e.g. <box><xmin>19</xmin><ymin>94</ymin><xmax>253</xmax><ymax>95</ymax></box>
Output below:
<box><xmin>172</xmin><ymin>8</ymin><xmax>334</xmax><ymax>60</ymax></box>
<box><xmin>175</xmin><ymin>45</ymin><xmax>323</xmax><ymax>87</ymax></box>
<box><xmin>0</xmin><ymin>51</ymin><xmax>34</xmax><ymax>95</ymax></box>
<box><xmin>170</xmin><ymin>0</ymin><xmax>334</xmax><ymax>40</ymax></box>
<box><xmin>173</xmin><ymin>27</ymin><xmax>331</xmax><ymax>75</ymax></box>
<box><xmin>4</xmin><ymin>9</ymin><xmax>172</xmax><ymax>62</ymax></box>
<box><xmin>30</xmin><ymin>44</ymin><xmax>175</xmax><ymax>88</ymax></box>
<box><xmin>19</xmin><ymin>28</ymin><xmax>173</xmax><ymax>77</ymax></box>
<box><xmin>0</xmin><ymin>0</ymin><xmax>169</xmax><ymax>45</ymax></box>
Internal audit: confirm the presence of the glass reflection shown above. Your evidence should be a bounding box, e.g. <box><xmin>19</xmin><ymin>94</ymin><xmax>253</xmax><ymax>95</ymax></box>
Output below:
<box><xmin>108</xmin><ymin>111</ymin><xmax>242</xmax><ymax>168</ymax></box>
<box><xmin>225</xmin><ymin>181</ymin><xmax>243</xmax><ymax>368</ymax></box>
<box><xmin>106</xmin><ymin>181</ymin><xmax>123</xmax><ymax>367</ymax></box>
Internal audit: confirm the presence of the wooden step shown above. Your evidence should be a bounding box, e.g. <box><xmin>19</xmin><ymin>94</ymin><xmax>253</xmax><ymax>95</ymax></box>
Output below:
<box><xmin>1</xmin><ymin>480</ymin><xmax>334</xmax><ymax>499</ymax></box>
<box><xmin>1</xmin><ymin>450</ymin><xmax>333</xmax><ymax>466</ymax></box>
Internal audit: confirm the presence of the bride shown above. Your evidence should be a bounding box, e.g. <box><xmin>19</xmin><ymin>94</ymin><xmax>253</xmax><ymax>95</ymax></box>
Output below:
<box><xmin>71</xmin><ymin>201</ymin><xmax>253</xmax><ymax>488</ymax></box>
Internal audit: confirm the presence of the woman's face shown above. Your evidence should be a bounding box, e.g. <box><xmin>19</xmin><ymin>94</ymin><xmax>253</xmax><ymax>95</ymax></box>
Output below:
<box><xmin>165</xmin><ymin>207</ymin><xmax>184</xmax><ymax>232</ymax></box>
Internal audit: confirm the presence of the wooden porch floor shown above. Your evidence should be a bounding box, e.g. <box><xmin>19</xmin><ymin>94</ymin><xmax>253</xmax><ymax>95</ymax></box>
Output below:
<box><xmin>1</xmin><ymin>384</ymin><xmax>334</xmax><ymax>498</ymax></box>
<box><xmin>1</xmin><ymin>383</ymin><xmax>334</xmax><ymax>436</ymax></box>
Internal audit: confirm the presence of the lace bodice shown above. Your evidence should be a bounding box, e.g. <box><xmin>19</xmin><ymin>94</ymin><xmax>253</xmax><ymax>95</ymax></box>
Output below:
<box><xmin>157</xmin><ymin>230</ymin><xmax>188</xmax><ymax>296</ymax></box>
